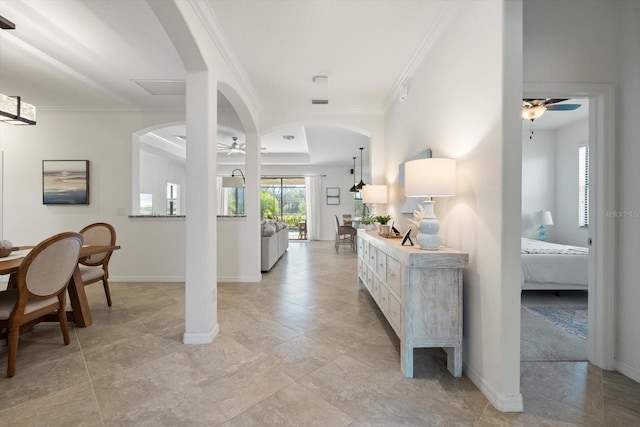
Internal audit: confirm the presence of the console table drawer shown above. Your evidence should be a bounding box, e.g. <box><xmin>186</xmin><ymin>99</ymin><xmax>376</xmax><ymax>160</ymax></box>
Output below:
<box><xmin>386</xmin><ymin>256</ymin><xmax>402</xmax><ymax>296</ymax></box>
<box><xmin>365</xmin><ymin>267</ymin><xmax>373</xmax><ymax>291</ymax></box>
<box><xmin>388</xmin><ymin>293</ymin><xmax>402</xmax><ymax>335</ymax></box>
<box><xmin>378</xmin><ymin>283</ymin><xmax>389</xmax><ymax>314</ymax></box>
<box><xmin>368</xmin><ymin>246</ymin><xmax>377</xmax><ymax>268</ymax></box>
<box><xmin>371</xmin><ymin>276</ymin><xmax>380</xmax><ymax>302</ymax></box>
<box><xmin>377</xmin><ymin>252</ymin><xmax>387</xmax><ymax>279</ymax></box>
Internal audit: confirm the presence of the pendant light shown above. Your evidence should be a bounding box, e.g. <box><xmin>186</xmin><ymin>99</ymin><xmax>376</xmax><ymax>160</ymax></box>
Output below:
<box><xmin>356</xmin><ymin>147</ymin><xmax>366</xmax><ymax>190</ymax></box>
<box><xmin>349</xmin><ymin>156</ymin><xmax>358</xmax><ymax>193</ymax></box>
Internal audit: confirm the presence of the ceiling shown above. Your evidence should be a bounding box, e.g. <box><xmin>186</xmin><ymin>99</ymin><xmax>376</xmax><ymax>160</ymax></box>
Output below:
<box><xmin>1</xmin><ymin>1</ymin><xmax>586</xmax><ymax>167</ymax></box>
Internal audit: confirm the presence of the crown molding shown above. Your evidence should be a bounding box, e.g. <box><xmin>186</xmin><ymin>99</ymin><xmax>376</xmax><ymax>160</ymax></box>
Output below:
<box><xmin>381</xmin><ymin>1</ymin><xmax>462</xmax><ymax>112</ymax></box>
<box><xmin>189</xmin><ymin>0</ymin><xmax>262</xmax><ymax>117</ymax></box>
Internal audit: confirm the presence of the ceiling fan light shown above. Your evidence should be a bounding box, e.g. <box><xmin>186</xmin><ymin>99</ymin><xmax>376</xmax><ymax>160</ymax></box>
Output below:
<box><xmin>522</xmin><ymin>105</ymin><xmax>546</xmax><ymax>121</ymax></box>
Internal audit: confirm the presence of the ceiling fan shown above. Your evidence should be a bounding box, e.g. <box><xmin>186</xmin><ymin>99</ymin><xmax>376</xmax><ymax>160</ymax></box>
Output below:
<box><xmin>522</xmin><ymin>98</ymin><xmax>581</xmax><ymax>121</ymax></box>
<box><xmin>217</xmin><ymin>136</ymin><xmax>267</xmax><ymax>155</ymax></box>
<box><xmin>217</xmin><ymin>136</ymin><xmax>246</xmax><ymax>155</ymax></box>
<box><xmin>522</xmin><ymin>98</ymin><xmax>581</xmax><ymax>139</ymax></box>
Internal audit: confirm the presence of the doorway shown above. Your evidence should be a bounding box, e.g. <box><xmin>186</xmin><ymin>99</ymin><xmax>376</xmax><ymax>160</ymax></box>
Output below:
<box><xmin>521</xmin><ymin>84</ymin><xmax>616</xmax><ymax>370</ymax></box>
<box><xmin>260</xmin><ymin>176</ymin><xmax>307</xmax><ymax>240</ymax></box>
<box><xmin>520</xmin><ymin>98</ymin><xmax>590</xmax><ymax>362</ymax></box>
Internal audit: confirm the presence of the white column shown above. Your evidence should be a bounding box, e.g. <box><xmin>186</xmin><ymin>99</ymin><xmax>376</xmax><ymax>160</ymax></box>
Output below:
<box><xmin>183</xmin><ymin>70</ymin><xmax>219</xmax><ymax>344</ymax></box>
<box><xmin>244</xmin><ymin>132</ymin><xmax>261</xmax><ymax>280</ymax></box>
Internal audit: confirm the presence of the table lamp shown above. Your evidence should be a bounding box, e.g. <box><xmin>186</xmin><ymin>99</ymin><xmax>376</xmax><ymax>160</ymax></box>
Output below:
<box><xmin>404</xmin><ymin>158</ymin><xmax>456</xmax><ymax>250</ymax></box>
<box><xmin>362</xmin><ymin>185</ymin><xmax>387</xmax><ymax>216</ymax></box>
<box><xmin>534</xmin><ymin>210</ymin><xmax>553</xmax><ymax>241</ymax></box>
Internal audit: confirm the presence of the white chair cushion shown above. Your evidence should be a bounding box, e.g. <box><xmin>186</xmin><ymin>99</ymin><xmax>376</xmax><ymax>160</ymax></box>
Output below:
<box><xmin>79</xmin><ymin>265</ymin><xmax>104</xmax><ymax>282</ymax></box>
<box><xmin>0</xmin><ymin>289</ymin><xmax>58</xmax><ymax>320</ymax></box>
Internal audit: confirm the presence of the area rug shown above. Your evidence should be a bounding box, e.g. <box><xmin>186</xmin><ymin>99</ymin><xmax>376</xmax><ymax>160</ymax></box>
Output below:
<box><xmin>521</xmin><ymin>305</ymin><xmax>588</xmax><ymax>362</ymax></box>
<box><xmin>524</xmin><ymin>305</ymin><xmax>588</xmax><ymax>339</ymax></box>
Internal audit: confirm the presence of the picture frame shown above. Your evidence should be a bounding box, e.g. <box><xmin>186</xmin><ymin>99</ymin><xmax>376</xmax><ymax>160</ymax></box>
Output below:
<box><xmin>401</xmin><ymin>229</ymin><xmax>414</xmax><ymax>246</ymax></box>
<box><xmin>326</xmin><ymin>187</ymin><xmax>340</xmax><ymax>205</ymax></box>
<box><xmin>43</xmin><ymin>160</ymin><xmax>90</xmax><ymax>205</ymax></box>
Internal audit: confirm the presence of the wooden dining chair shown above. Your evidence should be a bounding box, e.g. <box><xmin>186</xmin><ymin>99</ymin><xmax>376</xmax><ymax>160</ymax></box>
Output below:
<box><xmin>0</xmin><ymin>232</ymin><xmax>83</xmax><ymax>377</ymax></box>
<box><xmin>79</xmin><ymin>222</ymin><xmax>116</xmax><ymax>307</ymax></box>
<box><xmin>334</xmin><ymin>215</ymin><xmax>356</xmax><ymax>253</ymax></box>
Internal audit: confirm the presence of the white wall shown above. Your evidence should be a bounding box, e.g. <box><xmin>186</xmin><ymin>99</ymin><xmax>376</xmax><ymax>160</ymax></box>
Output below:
<box><xmin>0</xmin><ymin>108</ymin><xmax>187</xmax><ymax>281</ymax></box>
<box><xmin>139</xmin><ymin>149</ymin><xmax>187</xmax><ymax>215</ymax></box>
<box><xmin>384</xmin><ymin>1</ymin><xmax>523</xmax><ymax>411</ymax></box>
<box><xmin>521</xmin><ymin>129</ymin><xmax>556</xmax><ymax>240</ymax></box>
<box><xmin>525</xmin><ymin>0</ymin><xmax>640</xmax><ymax>382</ymax></box>
<box><xmin>555</xmin><ymin>119</ymin><xmax>589</xmax><ymax>247</ymax></box>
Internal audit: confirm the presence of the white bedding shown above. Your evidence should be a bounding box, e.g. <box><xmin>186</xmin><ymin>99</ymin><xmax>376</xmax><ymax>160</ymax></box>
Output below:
<box><xmin>521</xmin><ymin>238</ymin><xmax>588</xmax><ymax>290</ymax></box>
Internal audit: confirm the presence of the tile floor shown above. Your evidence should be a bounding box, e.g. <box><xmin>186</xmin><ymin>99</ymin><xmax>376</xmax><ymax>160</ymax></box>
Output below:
<box><xmin>1</xmin><ymin>241</ymin><xmax>639</xmax><ymax>426</ymax></box>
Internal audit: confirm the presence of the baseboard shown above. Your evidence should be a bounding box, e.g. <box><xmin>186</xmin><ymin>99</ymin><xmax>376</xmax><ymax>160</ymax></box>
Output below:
<box><xmin>616</xmin><ymin>358</ymin><xmax>640</xmax><ymax>383</ymax></box>
<box><xmin>463</xmin><ymin>360</ymin><xmax>524</xmax><ymax>412</ymax></box>
<box><xmin>217</xmin><ymin>275</ymin><xmax>262</xmax><ymax>282</ymax></box>
<box><xmin>112</xmin><ymin>275</ymin><xmax>262</xmax><ymax>283</ymax></box>
<box><xmin>183</xmin><ymin>324</ymin><xmax>219</xmax><ymax>345</ymax></box>
<box><xmin>111</xmin><ymin>276</ymin><xmax>185</xmax><ymax>282</ymax></box>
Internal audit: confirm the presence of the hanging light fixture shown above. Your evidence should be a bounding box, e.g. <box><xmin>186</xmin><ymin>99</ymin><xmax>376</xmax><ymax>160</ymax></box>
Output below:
<box><xmin>0</xmin><ymin>94</ymin><xmax>36</xmax><ymax>125</ymax></box>
<box><xmin>356</xmin><ymin>147</ymin><xmax>366</xmax><ymax>190</ymax></box>
<box><xmin>349</xmin><ymin>156</ymin><xmax>358</xmax><ymax>193</ymax></box>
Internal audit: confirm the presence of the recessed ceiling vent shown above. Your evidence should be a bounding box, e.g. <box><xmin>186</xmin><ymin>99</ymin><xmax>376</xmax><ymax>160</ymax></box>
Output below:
<box><xmin>311</xmin><ymin>99</ymin><xmax>329</xmax><ymax>105</ymax></box>
<box><xmin>312</xmin><ymin>75</ymin><xmax>329</xmax><ymax>85</ymax></box>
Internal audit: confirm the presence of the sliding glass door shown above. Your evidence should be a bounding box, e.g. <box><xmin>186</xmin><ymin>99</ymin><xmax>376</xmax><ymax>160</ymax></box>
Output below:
<box><xmin>261</xmin><ymin>177</ymin><xmax>306</xmax><ymax>239</ymax></box>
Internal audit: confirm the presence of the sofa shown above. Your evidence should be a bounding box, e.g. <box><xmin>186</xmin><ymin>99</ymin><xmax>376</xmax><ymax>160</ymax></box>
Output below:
<box><xmin>261</xmin><ymin>219</ymin><xmax>289</xmax><ymax>272</ymax></box>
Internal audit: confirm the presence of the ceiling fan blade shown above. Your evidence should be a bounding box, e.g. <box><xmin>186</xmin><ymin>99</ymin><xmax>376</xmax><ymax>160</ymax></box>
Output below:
<box><xmin>542</xmin><ymin>98</ymin><xmax>569</xmax><ymax>106</ymax></box>
<box><xmin>523</xmin><ymin>98</ymin><xmax>568</xmax><ymax>107</ymax></box>
<box><xmin>546</xmin><ymin>104</ymin><xmax>581</xmax><ymax>111</ymax></box>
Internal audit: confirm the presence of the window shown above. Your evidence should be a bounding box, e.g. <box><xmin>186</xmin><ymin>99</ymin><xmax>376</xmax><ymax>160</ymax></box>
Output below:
<box><xmin>260</xmin><ymin>177</ymin><xmax>306</xmax><ymax>225</ymax></box>
<box><xmin>167</xmin><ymin>182</ymin><xmax>179</xmax><ymax>215</ymax></box>
<box><xmin>578</xmin><ymin>145</ymin><xmax>589</xmax><ymax>227</ymax></box>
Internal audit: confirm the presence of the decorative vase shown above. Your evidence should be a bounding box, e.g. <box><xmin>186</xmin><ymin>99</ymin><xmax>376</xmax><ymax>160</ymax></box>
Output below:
<box><xmin>380</xmin><ymin>224</ymin><xmax>391</xmax><ymax>236</ymax></box>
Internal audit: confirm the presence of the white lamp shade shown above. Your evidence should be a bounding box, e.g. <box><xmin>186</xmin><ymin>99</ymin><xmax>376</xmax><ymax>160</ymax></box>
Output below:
<box><xmin>362</xmin><ymin>185</ymin><xmax>388</xmax><ymax>204</ymax></box>
<box><xmin>535</xmin><ymin>210</ymin><xmax>554</xmax><ymax>225</ymax></box>
<box><xmin>222</xmin><ymin>176</ymin><xmax>245</xmax><ymax>188</ymax></box>
<box><xmin>404</xmin><ymin>158</ymin><xmax>456</xmax><ymax>197</ymax></box>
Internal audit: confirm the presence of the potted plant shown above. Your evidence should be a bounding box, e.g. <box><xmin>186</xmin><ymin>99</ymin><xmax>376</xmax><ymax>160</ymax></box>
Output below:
<box><xmin>360</xmin><ymin>215</ymin><xmax>376</xmax><ymax>231</ymax></box>
<box><xmin>376</xmin><ymin>215</ymin><xmax>392</xmax><ymax>235</ymax></box>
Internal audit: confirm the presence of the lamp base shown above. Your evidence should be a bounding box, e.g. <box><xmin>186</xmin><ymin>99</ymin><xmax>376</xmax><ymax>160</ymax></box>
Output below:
<box><xmin>538</xmin><ymin>225</ymin><xmax>547</xmax><ymax>241</ymax></box>
<box><xmin>416</xmin><ymin>200</ymin><xmax>441</xmax><ymax>250</ymax></box>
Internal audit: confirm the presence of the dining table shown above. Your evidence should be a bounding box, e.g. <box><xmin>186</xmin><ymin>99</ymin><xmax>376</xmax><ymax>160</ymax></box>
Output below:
<box><xmin>0</xmin><ymin>244</ymin><xmax>121</xmax><ymax>327</ymax></box>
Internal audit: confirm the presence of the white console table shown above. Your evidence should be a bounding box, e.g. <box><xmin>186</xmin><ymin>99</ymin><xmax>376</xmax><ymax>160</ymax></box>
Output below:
<box><xmin>357</xmin><ymin>230</ymin><xmax>468</xmax><ymax>377</ymax></box>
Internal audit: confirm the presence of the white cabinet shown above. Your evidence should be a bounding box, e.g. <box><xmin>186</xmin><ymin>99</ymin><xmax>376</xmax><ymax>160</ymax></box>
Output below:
<box><xmin>356</xmin><ymin>230</ymin><xmax>468</xmax><ymax>378</ymax></box>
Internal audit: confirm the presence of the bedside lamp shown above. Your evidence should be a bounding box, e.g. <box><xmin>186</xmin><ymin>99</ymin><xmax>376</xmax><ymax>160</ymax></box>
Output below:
<box><xmin>404</xmin><ymin>158</ymin><xmax>456</xmax><ymax>250</ymax></box>
<box><xmin>362</xmin><ymin>185</ymin><xmax>387</xmax><ymax>216</ymax></box>
<box><xmin>534</xmin><ymin>210</ymin><xmax>553</xmax><ymax>241</ymax></box>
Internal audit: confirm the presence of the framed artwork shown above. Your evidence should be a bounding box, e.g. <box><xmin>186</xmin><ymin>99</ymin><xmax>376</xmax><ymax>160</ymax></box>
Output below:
<box><xmin>326</xmin><ymin>187</ymin><xmax>340</xmax><ymax>205</ymax></box>
<box><xmin>43</xmin><ymin>160</ymin><xmax>90</xmax><ymax>205</ymax></box>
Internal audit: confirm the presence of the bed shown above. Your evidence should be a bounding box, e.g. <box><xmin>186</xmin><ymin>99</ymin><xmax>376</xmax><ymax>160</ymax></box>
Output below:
<box><xmin>521</xmin><ymin>237</ymin><xmax>589</xmax><ymax>291</ymax></box>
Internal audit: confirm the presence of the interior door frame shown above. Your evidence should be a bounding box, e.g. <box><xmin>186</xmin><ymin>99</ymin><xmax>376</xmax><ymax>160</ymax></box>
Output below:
<box><xmin>523</xmin><ymin>83</ymin><xmax>616</xmax><ymax>369</ymax></box>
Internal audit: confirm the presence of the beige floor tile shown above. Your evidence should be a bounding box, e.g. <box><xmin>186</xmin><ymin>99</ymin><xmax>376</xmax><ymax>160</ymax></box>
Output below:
<box><xmin>229</xmin><ymin>382</ymin><xmax>353</xmax><ymax>426</ymax></box>
<box><xmin>0</xmin><ymin>382</ymin><xmax>102</xmax><ymax>427</ymax></box>
<box><xmin>0</xmin><ymin>241</ymin><xmax>638</xmax><ymax>425</ymax></box>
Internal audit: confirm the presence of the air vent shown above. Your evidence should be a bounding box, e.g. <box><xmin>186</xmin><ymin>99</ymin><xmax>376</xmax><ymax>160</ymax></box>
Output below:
<box><xmin>311</xmin><ymin>99</ymin><xmax>329</xmax><ymax>105</ymax></box>
<box><xmin>312</xmin><ymin>75</ymin><xmax>329</xmax><ymax>85</ymax></box>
